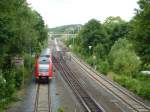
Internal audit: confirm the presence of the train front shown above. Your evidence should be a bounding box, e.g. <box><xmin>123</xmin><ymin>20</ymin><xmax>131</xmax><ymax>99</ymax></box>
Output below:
<box><xmin>35</xmin><ymin>56</ymin><xmax>53</xmax><ymax>82</ymax></box>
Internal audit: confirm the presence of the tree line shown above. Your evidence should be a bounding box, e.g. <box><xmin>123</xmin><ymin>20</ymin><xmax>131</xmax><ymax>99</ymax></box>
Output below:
<box><xmin>0</xmin><ymin>0</ymin><xmax>48</xmax><ymax>110</ymax></box>
<box><xmin>66</xmin><ymin>0</ymin><xmax>150</xmax><ymax>100</ymax></box>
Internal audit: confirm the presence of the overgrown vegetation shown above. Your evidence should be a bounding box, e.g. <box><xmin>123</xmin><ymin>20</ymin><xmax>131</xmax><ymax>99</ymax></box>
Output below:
<box><xmin>65</xmin><ymin>0</ymin><xmax>150</xmax><ymax>100</ymax></box>
<box><xmin>0</xmin><ymin>0</ymin><xmax>48</xmax><ymax>110</ymax></box>
<box><xmin>57</xmin><ymin>107</ymin><xmax>64</xmax><ymax>112</ymax></box>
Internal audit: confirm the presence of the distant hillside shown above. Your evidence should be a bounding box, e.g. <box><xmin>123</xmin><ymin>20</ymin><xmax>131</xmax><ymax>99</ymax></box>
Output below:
<box><xmin>49</xmin><ymin>24</ymin><xmax>82</xmax><ymax>34</ymax></box>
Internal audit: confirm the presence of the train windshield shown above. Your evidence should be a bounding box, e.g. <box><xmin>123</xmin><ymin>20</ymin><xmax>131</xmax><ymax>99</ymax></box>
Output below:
<box><xmin>39</xmin><ymin>64</ymin><xmax>49</xmax><ymax>72</ymax></box>
<box><xmin>39</xmin><ymin>57</ymin><xmax>50</xmax><ymax>64</ymax></box>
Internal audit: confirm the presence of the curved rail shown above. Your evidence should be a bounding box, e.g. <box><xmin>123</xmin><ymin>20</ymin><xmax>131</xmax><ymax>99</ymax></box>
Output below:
<box><xmin>53</xmin><ymin>55</ymin><xmax>105</xmax><ymax>112</ymax></box>
<box><xmin>71</xmin><ymin>54</ymin><xmax>150</xmax><ymax>112</ymax></box>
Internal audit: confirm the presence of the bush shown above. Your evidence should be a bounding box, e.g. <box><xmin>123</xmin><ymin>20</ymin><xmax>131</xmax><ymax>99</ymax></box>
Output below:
<box><xmin>24</xmin><ymin>53</ymin><xmax>34</xmax><ymax>71</ymax></box>
<box><xmin>0</xmin><ymin>73</ymin><xmax>6</xmax><ymax>101</ymax></box>
<box><xmin>114</xmin><ymin>75</ymin><xmax>150</xmax><ymax>100</ymax></box>
<box><xmin>57</xmin><ymin>107</ymin><xmax>64</xmax><ymax>112</ymax></box>
<box><xmin>64</xmin><ymin>38</ymin><xmax>72</xmax><ymax>47</ymax></box>
<box><xmin>72</xmin><ymin>45</ymin><xmax>80</xmax><ymax>53</ymax></box>
<box><xmin>138</xmin><ymin>86</ymin><xmax>150</xmax><ymax>100</ymax></box>
<box><xmin>14</xmin><ymin>67</ymin><xmax>24</xmax><ymax>89</ymax></box>
<box><xmin>85</xmin><ymin>56</ymin><xmax>94</xmax><ymax>66</ymax></box>
<box><xmin>4</xmin><ymin>70</ymin><xmax>16</xmax><ymax>98</ymax></box>
<box><xmin>97</xmin><ymin>59</ymin><xmax>109</xmax><ymax>75</ymax></box>
<box><xmin>93</xmin><ymin>44</ymin><xmax>106</xmax><ymax>59</ymax></box>
<box><xmin>109</xmin><ymin>38</ymin><xmax>141</xmax><ymax>76</ymax></box>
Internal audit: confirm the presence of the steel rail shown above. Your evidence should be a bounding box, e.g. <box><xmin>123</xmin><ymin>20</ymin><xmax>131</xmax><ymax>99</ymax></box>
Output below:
<box><xmin>71</xmin><ymin>54</ymin><xmax>150</xmax><ymax>112</ymax></box>
<box><xmin>34</xmin><ymin>84</ymin><xmax>40</xmax><ymax>112</ymax></box>
<box><xmin>33</xmin><ymin>83</ymin><xmax>51</xmax><ymax>112</ymax></box>
<box><xmin>53</xmin><ymin>55</ymin><xmax>104</xmax><ymax>112</ymax></box>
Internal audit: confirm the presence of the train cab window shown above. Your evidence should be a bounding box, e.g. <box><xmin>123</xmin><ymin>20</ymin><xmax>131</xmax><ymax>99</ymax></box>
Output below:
<box><xmin>39</xmin><ymin>57</ymin><xmax>50</xmax><ymax>64</ymax></box>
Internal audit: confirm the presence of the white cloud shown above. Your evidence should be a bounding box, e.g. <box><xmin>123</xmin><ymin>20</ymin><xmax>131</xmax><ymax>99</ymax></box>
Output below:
<box><xmin>27</xmin><ymin>0</ymin><xmax>139</xmax><ymax>28</ymax></box>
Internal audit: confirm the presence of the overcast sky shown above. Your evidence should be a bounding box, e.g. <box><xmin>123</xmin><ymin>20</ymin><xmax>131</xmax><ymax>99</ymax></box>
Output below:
<box><xmin>27</xmin><ymin>0</ymin><xmax>139</xmax><ymax>28</ymax></box>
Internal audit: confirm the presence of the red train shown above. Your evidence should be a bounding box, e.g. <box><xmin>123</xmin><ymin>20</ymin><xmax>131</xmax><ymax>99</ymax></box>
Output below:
<box><xmin>34</xmin><ymin>48</ymin><xmax>53</xmax><ymax>82</ymax></box>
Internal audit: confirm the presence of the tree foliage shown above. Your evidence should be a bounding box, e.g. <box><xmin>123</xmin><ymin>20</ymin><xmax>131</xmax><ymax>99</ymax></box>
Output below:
<box><xmin>0</xmin><ymin>0</ymin><xmax>48</xmax><ymax>69</ymax></box>
<box><xmin>0</xmin><ymin>0</ymin><xmax>48</xmax><ymax>107</ymax></box>
<box><xmin>109</xmin><ymin>38</ymin><xmax>141</xmax><ymax>76</ymax></box>
<box><xmin>77</xmin><ymin>19</ymin><xmax>108</xmax><ymax>57</ymax></box>
<box><xmin>104</xmin><ymin>16</ymin><xmax>129</xmax><ymax>51</ymax></box>
<box><xmin>74</xmin><ymin>18</ymin><xmax>129</xmax><ymax>59</ymax></box>
<box><xmin>130</xmin><ymin>0</ymin><xmax>150</xmax><ymax>65</ymax></box>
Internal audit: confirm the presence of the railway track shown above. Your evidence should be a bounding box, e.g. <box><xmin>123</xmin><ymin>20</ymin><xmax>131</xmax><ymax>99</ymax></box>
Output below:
<box><xmin>71</xmin><ymin>54</ymin><xmax>150</xmax><ymax>112</ymax></box>
<box><xmin>34</xmin><ymin>83</ymin><xmax>51</xmax><ymax>112</ymax></box>
<box><xmin>52</xmin><ymin>55</ymin><xmax>105</xmax><ymax>112</ymax></box>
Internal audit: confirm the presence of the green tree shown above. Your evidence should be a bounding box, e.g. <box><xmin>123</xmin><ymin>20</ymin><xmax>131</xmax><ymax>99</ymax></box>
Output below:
<box><xmin>93</xmin><ymin>44</ymin><xmax>105</xmax><ymax>58</ymax></box>
<box><xmin>130</xmin><ymin>0</ymin><xmax>150</xmax><ymax>66</ymax></box>
<box><xmin>104</xmin><ymin>16</ymin><xmax>129</xmax><ymax>51</ymax></box>
<box><xmin>109</xmin><ymin>38</ymin><xmax>141</xmax><ymax>76</ymax></box>
<box><xmin>0</xmin><ymin>0</ymin><xmax>48</xmax><ymax>108</ymax></box>
<box><xmin>0</xmin><ymin>0</ymin><xmax>48</xmax><ymax>70</ymax></box>
<box><xmin>77</xmin><ymin>19</ymin><xmax>108</xmax><ymax>56</ymax></box>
